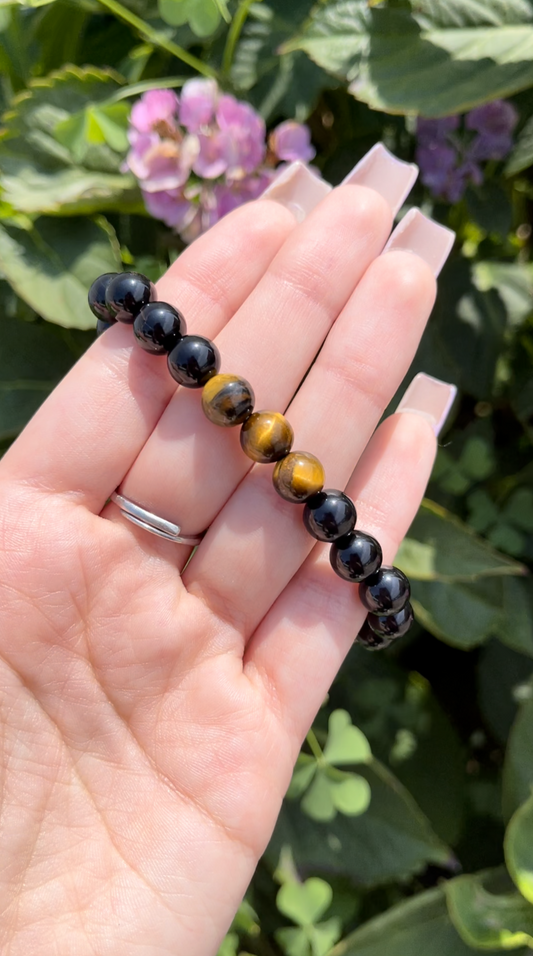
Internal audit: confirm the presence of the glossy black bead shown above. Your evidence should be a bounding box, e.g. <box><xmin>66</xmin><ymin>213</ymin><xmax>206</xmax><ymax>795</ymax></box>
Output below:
<box><xmin>367</xmin><ymin>602</ymin><xmax>414</xmax><ymax>639</ymax></box>
<box><xmin>133</xmin><ymin>301</ymin><xmax>187</xmax><ymax>354</ymax></box>
<box><xmin>96</xmin><ymin>318</ymin><xmax>116</xmax><ymax>336</ymax></box>
<box><xmin>330</xmin><ymin>530</ymin><xmax>382</xmax><ymax>583</ymax></box>
<box><xmin>88</xmin><ymin>272</ymin><xmax>118</xmax><ymax>322</ymax></box>
<box><xmin>356</xmin><ymin>619</ymin><xmax>393</xmax><ymax>651</ymax></box>
<box><xmin>167</xmin><ymin>335</ymin><xmax>221</xmax><ymax>388</ymax></box>
<box><xmin>303</xmin><ymin>489</ymin><xmax>356</xmax><ymax>542</ymax></box>
<box><xmin>105</xmin><ymin>272</ymin><xmax>155</xmax><ymax>324</ymax></box>
<box><xmin>359</xmin><ymin>566</ymin><xmax>411</xmax><ymax>616</ymax></box>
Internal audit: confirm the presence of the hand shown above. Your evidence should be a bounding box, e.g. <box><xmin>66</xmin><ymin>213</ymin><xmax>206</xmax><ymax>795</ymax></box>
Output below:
<box><xmin>0</xmin><ymin>152</ymin><xmax>454</xmax><ymax>955</ymax></box>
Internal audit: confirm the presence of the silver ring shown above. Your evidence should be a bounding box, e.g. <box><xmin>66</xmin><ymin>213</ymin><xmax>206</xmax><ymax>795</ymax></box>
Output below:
<box><xmin>110</xmin><ymin>492</ymin><xmax>205</xmax><ymax>546</ymax></box>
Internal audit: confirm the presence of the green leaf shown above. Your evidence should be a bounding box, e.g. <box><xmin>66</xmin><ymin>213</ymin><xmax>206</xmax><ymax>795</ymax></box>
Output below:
<box><xmin>506</xmin><ymin>792</ymin><xmax>533</xmax><ymax>905</ymax></box>
<box><xmin>283</xmin><ymin>0</ymin><xmax>533</xmax><ymax>117</ymax></box>
<box><xmin>323</xmin><ymin>710</ymin><xmax>371</xmax><ymax>766</ymax></box>
<box><xmin>0</xmin><ymin>305</ymin><xmax>92</xmax><ymax>441</ymax></box>
<box><xmin>460</xmin><ymin>436</ymin><xmax>496</xmax><ymax>481</ymax></box>
<box><xmin>277</xmin><ymin>878</ymin><xmax>333</xmax><ymax>927</ymax></box>
<box><xmin>0</xmin><ymin>65</ymin><xmax>139</xmax><ymax>215</ymax></box>
<box><xmin>230</xmin><ymin>0</ymin><xmax>333</xmax><ymax>121</ymax></box>
<box><xmin>396</xmin><ymin>500</ymin><xmax>525</xmax><ymax>648</ymax></box>
<box><xmin>0</xmin><ymin>217</ymin><xmax>122</xmax><ymax>329</ymax></box>
<box><xmin>276</xmin><ymin>926</ymin><xmax>311</xmax><ymax>956</ymax></box>
<box><xmin>446</xmin><ymin>869</ymin><xmax>533</xmax><ymax>950</ymax></box>
<box><xmin>503</xmin><ymin>693</ymin><xmax>533</xmax><ymax>821</ymax></box>
<box><xmin>328</xmin><ymin>774</ymin><xmax>371</xmax><ymax>816</ymax></box>
<box><xmin>301</xmin><ymin>770</ymin><xmax>336</xmax><ymax>822</ymax></box>
<box><xmin>188</xmin><ymin>0</ymin><xmax>220</xmax><ymax>36</ymax></box>
<box><xmin>287</xmin><ymin>754</ymin><xmax>317</xmax><ymax>799</ymax></box>
<box><xmin>217</xmin><ymin>931</ymin><xmax>239</xmax><ymax>956</ymax></box>
<box><xmin>473</xmin><ymin>261</ymin><xmax>533</xmax><ymax>329</ymax></box>
<box><xmin>504</xmin><ymin>490</ymin><xmax>533</xmax><ymax>532</ymax></box>
<box><xmin>310</xmin><ymin>918</ymin><xmax>343</xmax><ymax>956</ymax></box>
<box><xmin>329</xmin><ymin>886</ymin><xmax>477</xmax><ymax>956</ymax></box>
<box><xmin>397</xmin><ymin>500</ymin><xmax>522</xmax><ymax>583</ymax></box>
<box><xmin>497</xmin><ymin>577</ymin><xmax>533</xmax><ymax>659</ymax></box>
<box><xmin>506</xmin><ymin>114</ymin><xmax>533</xmax><ymax>176</ymax></box>
<box><xmin>268</xmin><ymin>759</ymin><xmax>451</xmax><ymax>888</ymax></box>
<box><xmin>158</xmin><ymin>0</ymin><xmax>190</xmax><ymax>26</ymax></box>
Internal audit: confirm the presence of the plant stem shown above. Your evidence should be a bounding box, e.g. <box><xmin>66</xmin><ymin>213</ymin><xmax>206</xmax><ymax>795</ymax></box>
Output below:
<box><xmin>222</xmin><ymin>0</ymin><xmax>258</xmax><ymax>77</ymax></box>
<box><xmin>306</xmin><ymin>728</ymin><xmax>324</xmax><ymax>763</ymax></box>
<box><xmin>96</xmin><ymin>0</ymin><xmax>218</xmax><ymax>79</ymax></box>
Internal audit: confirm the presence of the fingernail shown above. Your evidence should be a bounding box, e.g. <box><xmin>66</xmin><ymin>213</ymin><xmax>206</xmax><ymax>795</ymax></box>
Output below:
<box><xmin>383</xmin><ymin>208</ymin><xmax>455</xmax><ymax>276</ymax></box>
<box><xmin>341</xmin><ymin>143</ymin><xmax>418</xmax><ymax>216</ymax></box>
<box><xmin>396</xmin><ymin>372</ymin><xmax>457</xmax><ymax>436</ymax></box>
<box><xmin>260</xmin><ymin>161</ymin><xmax>332</xmax><ymax>222</ymax></box>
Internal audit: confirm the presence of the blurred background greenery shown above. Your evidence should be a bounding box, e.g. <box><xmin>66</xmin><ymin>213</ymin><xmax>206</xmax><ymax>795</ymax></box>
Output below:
<box><xmin>1</xmin><ymin>1</ymin><xmax>533</xmax><ymax>954</ymax></box>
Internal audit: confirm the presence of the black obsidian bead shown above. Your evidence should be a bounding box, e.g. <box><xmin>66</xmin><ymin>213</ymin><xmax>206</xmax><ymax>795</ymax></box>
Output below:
<box><xmin>359</xmin><ymin>566</ymin><xmax>411</xmax><ymax>616</ymax></box>
<box><xmin>88</xmin><ymin>272</ymin><xmax>118</xmax><ymax>323</ymax></box>
<box><xmin>303</xmin><ymin>489</ymin><xmax>357</xmax><ymax>542</ymax></box>
<box><xmin>96</xmin><ymin>318</ymin><xmax>116</xmax><ymax>336</ymax></box>
<box><xmin>367</xmin><ymin>602</ymin><xmax>414</xmax><ymax>639</ymax></box>
<box><xmin>105</xmin><ymin>272</ymin><xmax>155</xmax><ymax>324</ymax></box>
<box><xmin>133</xmin><ymin>301</ymin><xmax>186</xmax><ymax>354</ymax></box>
<box><xmin>356</xmin><ymin>619</ymin><xmax>393</xmax><ymax>651</ymax></box>
<box><xmin>330</xmin><ymin>530</ymin><xmax>382</xmax><ymax>583</ymax></box>
<box><xmin>167</xmin><ymin>334</ymin><xmax>221</xmax><ymax>388</ymax></box>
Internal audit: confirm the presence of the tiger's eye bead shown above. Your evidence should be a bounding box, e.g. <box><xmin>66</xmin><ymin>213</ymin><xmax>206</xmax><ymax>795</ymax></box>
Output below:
<box><xmin>272</xmin><ymin>451</ymin><xmax>325</xmax><ymax>503</ymax></box>
<box><xmin>133</xmin><ymin>302</ymin><xmax>186</xmax><ymax>354</ymax></box>
<box><xmin>303</xmin><ymin>489</ymin><xmax>356</xmax><ymax>542</ymax></box>
<box><xmin>367</xmin><ymin>602</ymin><xmax>414</xmax><ymax>639</ymax></box>
<box><xmin>88</xmin><ymin>272</ymin><xmax>118</xmax><ymax>322</ymax></box>
<box><xmin>105</xmin><ymin>272</ymin><xmax>155</xmax><ymax>324</ymax></box>
<box><xmin>167</xmin><ymin>334</ymin><xmax>221</xmax><ymax>388</ymax></box>
<box><xmin>359</xmin><ymin>566</ymin><xmax>410</xmax><ymax>616</ymax></box>
<box><xmin>356</xmin><ymin>619</ymin><xmax>393</xmax><ymax>651</ymax></box>
<box><xmin>202</xmin><ymin>374</ymin><xmax>254</xmax><ymax>426</ymax></box>
<box><xmin>330</xmin><ymin>530</ymin><xmax>382</xmax><ymax>582</ymax></box>
<box><xmin>240</xmin><ymin>411</ymin><xmax>294</xmax><ymax>463</ymax></box>
<box><xmin>96</xmin><ymin>318</ymin><xmax>115</xmax><ymax>336</ymax></box>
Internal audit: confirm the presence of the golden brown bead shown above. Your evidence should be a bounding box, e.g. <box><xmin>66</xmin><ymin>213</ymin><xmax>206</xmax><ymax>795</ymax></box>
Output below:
<box><xmin>202</xmin><ymin>373</ymin><xmax>254</xmax><ymax>427</ymax></box>
<box><xmin>240</xmin><ymin>411</ymin><xmax>294</xmax><ymax>463</ymax></box>
<box><xmin>272</xmin><ymin>451</ymin><xmax>325</xmax><ymax>503</ymax></box>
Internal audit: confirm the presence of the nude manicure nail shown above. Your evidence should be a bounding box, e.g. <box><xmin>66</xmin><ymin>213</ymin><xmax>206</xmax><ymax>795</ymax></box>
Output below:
<box><xmin>260</xmin><ymin>161</ymin><xmax>332</xmax><ymax>222</ymax></box>
<box><xmin>383</xmin><ymin>208</ymin><xmax>455</xmax><ymax>276</ymax></box>
<box><xmin>341</xmin><ymin>143</ymin><xmax>418</xmax><ymax>217</ymax></box>
<box><xmin>396</xmin><ymin>372</ymin><xmax>457</xmax><ymax>437</ymax></box>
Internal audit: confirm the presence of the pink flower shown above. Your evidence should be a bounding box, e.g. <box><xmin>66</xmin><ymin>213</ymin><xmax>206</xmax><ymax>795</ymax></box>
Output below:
<box><xmin>179</xmin><ymin>77</ymin><xmax>219</xmax><ymax>132</ymax></box>
<box><xmin>130</xmin><ymin>89</ymin><xmax>180</xmax><ymax>134</ymax></box>
<box><xmin>270</xmin><ymin>121</ymin><xmax>316</xmax><ymax>163</ymax></box>
<box><xmin>141</xmin><ymin>188</ymin><xmax>196</xmax><ymax>230</ymax></box>
<box><xmin>130</xmin><ymin>135</ymin><xmax>200</xmax><ymax>192</ymax></box>
<box><xmin>193</xmin><ymin>130</ymin><xmax>232</xmax><ymax>179</ymax></box>
<box><xmin>216</xmin><ymin>94</ymin><xmax>266</xmax><ymax>176</ymax></box>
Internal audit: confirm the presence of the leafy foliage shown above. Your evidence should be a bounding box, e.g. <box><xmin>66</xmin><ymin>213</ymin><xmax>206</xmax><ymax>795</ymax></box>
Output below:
<box><xmin>1</xmin><ymin>2</ymin><xmax>533</xmax><ymax>955</ymax></box>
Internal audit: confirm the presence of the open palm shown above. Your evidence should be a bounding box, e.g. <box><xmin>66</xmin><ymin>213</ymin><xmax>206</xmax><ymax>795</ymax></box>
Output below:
<box><xmin>0</xmin><ymin>162</ymin><xmax>452</xmax><ymax>955</ymax></box>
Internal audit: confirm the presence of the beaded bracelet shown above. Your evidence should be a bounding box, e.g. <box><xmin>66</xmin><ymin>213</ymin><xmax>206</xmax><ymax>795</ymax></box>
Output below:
<box><xmin>89</xmin><ymin>271</ymin><xmax>414</xmax><ymax>651</ymax></box>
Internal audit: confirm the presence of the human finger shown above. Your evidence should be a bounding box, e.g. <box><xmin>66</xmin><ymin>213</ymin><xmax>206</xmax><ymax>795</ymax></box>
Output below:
<box><xmin>244</xmin><ymin>385</ymin><xmax>456</xmax><ymax>744</ymax></box>
<box><xmin>0</xmin><ymin>199</ymin><xmax>296</xmax><ymax>511</ymax></box>
<box><xmin>106</xmin><ymin>147</ymin><xmax>416</xmax><ymax>557</ymax></box>
<box><xmin>185</xmin><ymin>213</ymin><xmax>453</xmax><ymax>634</ymax></box>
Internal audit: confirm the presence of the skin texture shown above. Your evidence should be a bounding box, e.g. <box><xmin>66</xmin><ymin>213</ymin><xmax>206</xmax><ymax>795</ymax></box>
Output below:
<box><xmin>0</xmin><ymin>188</ymin><xmax>440</xmax><ymax>956</ymax></box>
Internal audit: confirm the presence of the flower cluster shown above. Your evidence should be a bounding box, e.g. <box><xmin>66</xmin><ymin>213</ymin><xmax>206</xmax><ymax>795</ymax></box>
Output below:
<box><xmin>126</xmin><ymin>80</ymin><xmax>316</xmax><ymax>243</ymax></box>
<box><xmin>416</xmin><ymin>100</ymin><xmax>518</xmax><ymax>203</ymax></box>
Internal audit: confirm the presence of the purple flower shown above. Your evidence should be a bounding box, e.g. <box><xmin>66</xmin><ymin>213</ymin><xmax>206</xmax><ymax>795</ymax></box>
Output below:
<box><xmin>130</xmin><ymin>89</ymin><xmax>180</xmax><ymax>135</ymax></box>
<box><xmin>126</xmin><ymin>81</ymin><xmax>314</xmax><ymax>242</ymax></box>
<box><xmin>142</xmin><ymin>188</ymin><xmax>195</xmax><ymax>230</ymax></box>
<box><xmin>179</xmin><ymin>78</ymin><xmax>219</xmax><ymax>132</ymax></box>
<box><xmin>193</xmin><ymin>130</ymin><xmax>232</xmax><ymax>179</ymax></box>
<box><xmin>129</xmin><ymin>135</ymin><xmax>200</xmax><ymax>192</ymax></box>
<box><xmin>216</xmin><ymin>95</ymin><xmax>266</xmax><ymax>175</ymax></box>
<box><xmin>269</xmin><ymin>121</ymin><xmax>316</xmax><ymax>162</ymax></box>
<box><xmin>417</xmin><ymin>116</ymin><xmax>460</xmax><ymax>146</ymax></box>
<box><xmin>416</xmin><ymin>99</ymin><xmax>518</xmax><ymax>203</ymax></box>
